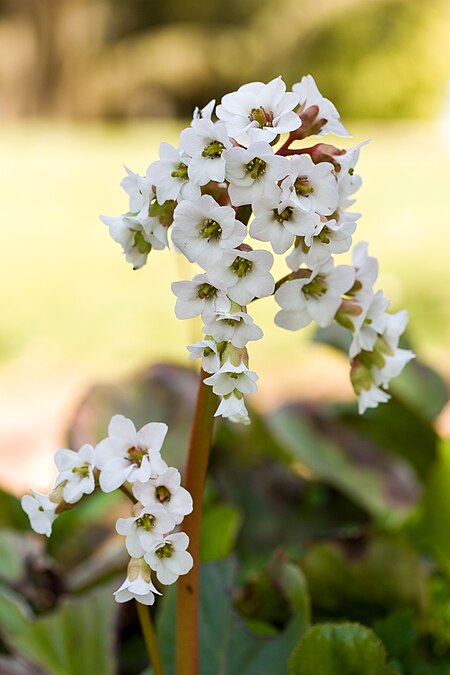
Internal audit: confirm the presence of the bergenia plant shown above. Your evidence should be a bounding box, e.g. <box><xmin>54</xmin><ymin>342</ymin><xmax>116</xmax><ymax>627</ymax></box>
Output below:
<box><xmin>22</xmin><ymin>74</ymin><xmax>415</xmax><ymax>675</ymax></box>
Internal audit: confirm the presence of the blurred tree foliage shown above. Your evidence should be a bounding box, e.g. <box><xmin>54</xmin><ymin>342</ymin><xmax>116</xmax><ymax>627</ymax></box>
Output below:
<box><xmin>0</xmin><ymin>0</ymin><xmax>448</xmax><ymax>119</ymax></box>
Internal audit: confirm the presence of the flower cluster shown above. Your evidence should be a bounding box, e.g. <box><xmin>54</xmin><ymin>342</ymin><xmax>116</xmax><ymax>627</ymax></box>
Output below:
<box><xmin>102</xmin><ymin>74</ymin><xmax>414</xmax><ymax>418</ymax></box>
<box><xmin>21</xmin><ymin>415</ymin><xmax>193</xmax><ymax>606</ymax></box>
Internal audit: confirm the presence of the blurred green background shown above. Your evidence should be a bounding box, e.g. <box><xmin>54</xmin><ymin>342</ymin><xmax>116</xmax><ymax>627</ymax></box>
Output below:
<box><xmin>1</xmin><ymin>0</ymin><xmax>450</xmax><ymax>494</ymax></box>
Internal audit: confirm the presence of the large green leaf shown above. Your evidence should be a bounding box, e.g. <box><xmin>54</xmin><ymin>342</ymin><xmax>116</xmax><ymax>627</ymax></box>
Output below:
<box><xmin>200</xmin><ymin>503</ymin><xmax>242</xmax><ymax>562</ymax></box>
<box><xmin>47</xmin><ymin>490</ymin><xmax>123</xmax><ymax>568</ymax></box>
<box><xmin>67</xmin><ymin>364</ymin><xmax>198</xmax><ymax>469</ymax></box>
<box><xmin>268</xmin><ymin>405</ymin><xmax>421</xmax><ymax>522</ymax></box>
<box><xmin>0</xmin><ymin>584</ymin><xmax>118</xmax><ymax>675</ymax></box>
<box><xmin>329</xmin><ymin>396</ymin><xmax>438</xmax><ymax>480</ymax></box>
<box><xmin>157</xmin><ymin>557</ymin><xmax>310</xmax><ymax>675</ymax></box>
<box><xmin>372</xmin><ymin>610</ymin><xmax>417</xmax><ymax>673</ymax></box>
<box><xmin>289</xmin><ymin>622</ymin><xmax>395</xmax><ymax>674</ymax></box>
<box><xmin>389</xmin><ymin>359</ymin><xmax>448</xmax><ymax>421</ymax></box>
<box><xmin>301</xmin><ymin>535</ymin><xmax>428</xmax><ymax>623</ymax></box>
<box><xmin>409</xmin><ymin>439</ymin><xmax>450</xmax><ymax>576</ymax></box>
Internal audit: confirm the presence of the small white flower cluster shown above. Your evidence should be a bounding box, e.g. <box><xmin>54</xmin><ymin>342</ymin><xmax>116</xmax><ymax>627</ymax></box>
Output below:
<box><xmin>102</xmin><ymin>74</ymin><xmax>414</xmax><ymax>417</ymax></box>
<box><xmin>335</xmin><ymin>243</ymin><xmax>415</xmax><ymax>413</ymax></box>
<box><xmin>21</xmin><ymin>415</ymin><xmax>193</xmax><ymax>606</ymax></box>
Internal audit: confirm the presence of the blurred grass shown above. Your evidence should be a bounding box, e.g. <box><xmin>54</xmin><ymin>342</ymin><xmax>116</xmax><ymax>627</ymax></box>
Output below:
<box><xmin>1</xmin><ymin>119</ymin><xmax>449</xmax><ymax>383</ymax></box>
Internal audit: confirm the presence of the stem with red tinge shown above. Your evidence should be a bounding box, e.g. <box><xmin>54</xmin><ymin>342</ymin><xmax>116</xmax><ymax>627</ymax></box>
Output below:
<box><xmin>176</xmin><ymin>369</ymin><xmax>217</xmax><ymax>675</ymax></box>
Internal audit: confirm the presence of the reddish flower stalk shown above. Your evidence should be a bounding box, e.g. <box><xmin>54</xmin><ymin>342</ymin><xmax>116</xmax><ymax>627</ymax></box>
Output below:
<box><xmin>176</xmin><ymin>369</ymin><xmax>217</xmax><ymax>675</ymax></box>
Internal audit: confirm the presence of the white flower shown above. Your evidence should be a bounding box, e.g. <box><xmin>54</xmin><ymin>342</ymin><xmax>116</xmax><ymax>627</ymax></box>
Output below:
<box><xmin>187</xmin><ymin>339</ymin><xmax>220</xmax><ymax>373</ymax></box>
<box><xmin>147</xmin><ymin>143</ymin><xmax>201</xmax><ymax>203</ymax></box>
<box><xmin>286</xmin><ymin>215</ymin><xmax>356</xmax><ymax>268</ymax></box>
<box><xmin>192</xmin><ymin>99</ymin><xmax>215</xmax><ymax>123</ymax></box>
<box><xmin>212</xmin><ymin>248</ymin><xmax>274</xmax><ymax>305</ymax></box>
<box><xmin>21</xmin><ymin>490</ymin><xmax>58</xmax><ymax>537</ymax></box>
<box><xmin>114</xmin><ymin>557</ymin><xmax>161</xmax><ymax>605</ymax></box>
<box><xmin>171</xmin><ymin>195</ymin><xmax>246</xmax><ymax>268</ymax></box>
<box><xmin>95</xmin><ymin>415</ymin><xmax>168</xmax><ymax>492</ymax></box>
<box><xmin>120</xmin><ymin>166</ymin><xmax>154</xmax><ymax>219</ymax></box>
<box><xmin>357</xmin><ymin>384</ymin><xmax>391</xmax><ymax>415</ymax></box>
<box><xmin>144</xmin><ymin>532</ymin><xmax>193</xmax><ymax>585</ymax></box>
<box><xmin>203</xmin><ymin>310</ymin><xmax>263</xmax><ymax>349</ymax></box>
<box><xmin>172</xmin><ymin>272</ymin><xmax>231</xmax><ymax>320</ymax></box>
<box><xmin>348</xmin><ymin>290</ymin><xmax>390</xmax><ymax>358</ymax></box>
<box><xmin>352</xmin><ymin>309</ymin><xmax>415</xmax><ymax>414</ymax></box>
<box><xmin>275</xmin><ymin>259</ymin><xmax>355</xmax><ymax>330</ymax></box>
<box><xmin>53</xmin><ymin>444</ymin><xmax>96</xmax><ymax>504</ymax></box>
<box><xmin>216</xmin><ymin>76</ymin><xmax>301</xmax><ymax>145</ymax></box>
<box><xmin>228</xmin><ymin>411</ymin><xmax>251</xmax><ymax>425</ymax></box>
<box><xmin>204</xmin><ymin>360</ymin><xmax>258</xmax><ymax>396</ymax></box>
<box><xmin>369</xmin><ymin>311</ymin><xmax>414</xmax><ymax>389</ymax></box>
<box><xmin>100</xmin><ymin>214</ymin><xmax>167</xmax><ymax>270</ymax></box>
<box><xmin>373</xmin><ymin>348</ymin><xmax>415</xmax><ymax>389</ymax></box>
<box><xmin>336</xmin><ymin>141</ymin><xmax>370</xmax><ymax>210</ymax></box>
<box><xmin>382</xmin><ymin>310</ymin><xmax>409</xmax><ymax>351</ymax></box>
<box><xmin>133</xmin><ymin>468</ymin><xmax>193</xmax><ymax>525</ymax></box>
<box><xmin>215</xmin><ymin>391</ymin><xmax>250</xmax><ymax>423</ymax></box>
<box><xmin>224</xmin><ymin>142</ymin><xmax>289</xmax><ymax>207</ymax></box>
<box><xmin>179</xmin><ymin>120</ymin><xmax>232</xmax><ymax>185</ymax></box>
<box><xmin>280</xmin><ymin>155</ymin><xmax>339</xmax><ymax>216</ymax></box>
<box><xmin>350</xmin><ymin>241</ymin><xmax>378</xmax><ymax>303</ymax></box>
<box><xmin>250</xmin><ymin>192</ymin><xmax>317</xmax><ymax>254</ymax></box>
<box><xmin>292</xmin><ymin>74</ymin><xmax>350</xmax><ymax>137</ymax></box>
<box><xmin>116</xmin><ymin>503</ymin><xmax>176</xmax><ymax>557</ymax></box>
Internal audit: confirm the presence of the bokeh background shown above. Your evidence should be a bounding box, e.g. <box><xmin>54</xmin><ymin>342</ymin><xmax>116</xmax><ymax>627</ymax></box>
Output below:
<box><xmin>1</xmin><ymin>0</ymin><xmax>450</xmax><ymax>494</ymax></box>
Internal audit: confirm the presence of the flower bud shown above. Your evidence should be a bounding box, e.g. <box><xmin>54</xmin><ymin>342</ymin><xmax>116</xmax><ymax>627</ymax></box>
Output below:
<box><xmin>220</xmin><ymin>343</ymin><xmax>249</xmax><ymax>368</ymax></box>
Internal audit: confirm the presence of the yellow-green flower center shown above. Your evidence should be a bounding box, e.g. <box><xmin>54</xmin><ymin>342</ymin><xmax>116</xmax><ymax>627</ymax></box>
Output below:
<box><xmin>303</xmin><ymin>274</ymin><xmax>327</xmax><ymax>299</ymax></box>
<box><xmin>156</xmin><ymin>542</ymin><xmax>174</xmax><ymax>559</ymax></box>
<box><xmin>245</xmin><ymin>157</ymin><xmax>267</xmax><ymax>180</ymax></box>
<box><xmin>249</xmin><ymin>107</ymin><xmax>274</xmax><ymax>128</ymax></box>
<box><xmin>136</xmin><ymin>513</ymin><xmax>156</xmax><ymax>531</ymax></box>
<box><xmin>202</xmin><ymin>140</ymin><xmax>225</xmax><ymax>159</ymax></box>
<box><xmin>171</xmin><ymin>162</ymin><xmax>189</xmax><ymax>180</ymax></box>
<box><xmin>294</xmin><ymin>176</ymin><xmax>313</xmax><ymax>196</ymax></box>
<box><xmin>200</xmin><ymin>219</ymin><xmax>222</xmax><ymax>241</ymax></box>
<box><xmin>231</xmin><ymin>256</ymin><xmax>253</xmax><ymax>278</ymax></box>
<box><xmin>128</xmin><ymin>446</ymin><xmax>146</xmax><ymax>466</ymax></box>
<box><xmin>197</xmin><ymin>283</ymin><xmax>217</xmax><ymax>300</ymax></box>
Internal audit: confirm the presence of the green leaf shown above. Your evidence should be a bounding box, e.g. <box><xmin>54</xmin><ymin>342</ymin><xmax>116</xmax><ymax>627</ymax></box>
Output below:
<box><xmin>0</xmin><ymin>530</ymin><xmax>27</xmax><ymax>584</ymax></box>
<box><xmin>268</xmin><ymin>406</ymin><xmax>421</xmax><ymax>522</ymax></box>
<box><xmin>329</xmin><ymin>396</ymin><xmax>438</xmax><ymax>480</ymax></box>
<box><xmin>157</xmin><ymin>557</ymin><xmax>310</xmax><ymax>675</ymax></box>
<box><xmin>372</xmin><ymin>610</ymin><xmax>417</xmax><ymax>667</ymax></box>
<box><xmin>67</xmin><ymin>364</ymin><xmax>198</xmax><ymax>468</ymax></box>
<box><xmin>314</xmin><ymin>324</ymin><xmax>351</xmax><ymax>353</ymax></box>
<box><xmin>0</xmin><ymin>584</ymin><xmax>118</xmax><ymax>675</ymax></box>
<box><xmin>301</xmin><ymin>535</ymin><xmax>428</xmax><ymax>622</ymax></box>
<box><xmin>389</xmin><ymin>359</ymin><xmax>448</xmax><ymax>421</ymax></box>
<box><xmin>289</xmin><ymin>622</ymin><xmax>395</xmax><ymax>674</ymax></box>
<box><xmin>200</xmin><ymin>503</ymin><xmax>242</xmax><ymax>562</ymax></box>
<box><xmin>410</xmin><ymin>440</ymin><xmax>450</xmax><ymax>576</ymax></box>
<box><xmin>0</xmin><ymin>488</ymin><xmax>28</xmax><ymax>530</ymax></box>
<box><xmin>47</xmin><ymin>490</ymin><xmax>123</xmax><ymax>568</ymax></box>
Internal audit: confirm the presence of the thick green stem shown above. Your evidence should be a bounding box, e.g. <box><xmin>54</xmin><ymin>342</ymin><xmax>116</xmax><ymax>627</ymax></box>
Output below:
<box><xmin>135</xmin><ymin>601</ymin><xmax>164</xmax><ymax>675</ymax></box>
<box><xmin>176</xmin><ymin>369</ymin><xmax>217</xmax><ymax>675</ymax></box>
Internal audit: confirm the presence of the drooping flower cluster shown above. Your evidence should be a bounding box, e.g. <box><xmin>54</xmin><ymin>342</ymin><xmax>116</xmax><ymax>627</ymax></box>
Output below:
<box><xmin>102</xmin><ymin>74</ymin><xmax>414</xmax><ymax>417</ymax></box>
<box><xmin>21</xmin><ymin>415</ymin><xmax>193</xmax><ymax>605</ymax></box>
